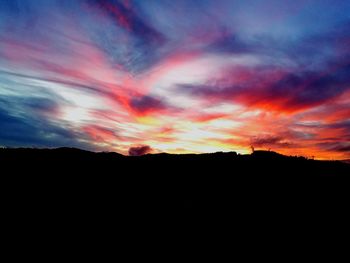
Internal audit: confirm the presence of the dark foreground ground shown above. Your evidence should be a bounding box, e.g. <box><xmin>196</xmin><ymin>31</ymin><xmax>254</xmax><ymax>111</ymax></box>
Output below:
<box><xmin>2</xmin><ymin>147</ymin><xmax>349</xmax><ymax>203</ymax></box>
<box><xmin>0</xmin><ymin>148</ymin><xmax>350</xmax><ymax>262</ymax></box>
<box><xmin>1</xmin><ymin>147</ymin><xmax>350</xmax><ymax>238</ymax></box>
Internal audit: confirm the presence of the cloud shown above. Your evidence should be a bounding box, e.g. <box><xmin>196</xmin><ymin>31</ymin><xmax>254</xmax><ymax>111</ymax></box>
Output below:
<box><xmin>128</xmin><ymin>145</ymin><xmax>152</xmax><ymax>156</ymax></box>
<box><xmin>334</xmin><ymin>145</ymin><xmax>350</xmax><ymax>153</ymax></box>
<box><xmin>0</xmin><ymin>103</ymin><xmax>84</xmax><ymax>149</ymax></box>
<box><xmin>317</xmin><ymin>142</ymin><xmax>350</xmax><ymax>153</ymax></box>
<box><xmin>83</xmin><ymin>125</ymin><xmax>118</xmax><ymax>143</ymax></box>
<box><xmin>0</xmin><ymin>96</ymin><xmax>108</xmax><ymax>151</ymax></box>
<box><xmin>88</xmin><ymin>0</ymin><xmax>165</xmax><ymax>45</ymax></box>
<box><xmin>129</xmin><ymin>95</ymin><xmax>170</xmax><ymax>115</ymax></box>
<box><xmin>206</xmin><ymin>33</ymin><xmax>258</xmax><ymax>55</ymax></box>
<box><xmin>0</xmin><ymin>0</ymin><xmax>350</xmax><ymax>159</ymax></box>
<box><xmin>179</xmin><ymin>61</ymin><xmax>350</xmax><ymax>113</ymax></box>
<box><xmin>251</xmin><ymin>135</ymin><xmax>292</xmax><ymax>148</ymax></box>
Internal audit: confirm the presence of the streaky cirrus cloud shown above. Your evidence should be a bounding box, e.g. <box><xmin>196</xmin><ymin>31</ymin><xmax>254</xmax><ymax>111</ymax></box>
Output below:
<box><xmin>0</xmin><ymin>0</ymin><xmax>350</xmax><ymax>159</ymax></box>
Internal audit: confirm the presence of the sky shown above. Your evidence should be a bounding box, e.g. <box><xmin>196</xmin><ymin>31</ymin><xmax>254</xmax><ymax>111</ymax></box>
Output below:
<box><xmin>0</xmin><ymin>0</ymin><xmax>350</xmax><ymax>159</ymax></box>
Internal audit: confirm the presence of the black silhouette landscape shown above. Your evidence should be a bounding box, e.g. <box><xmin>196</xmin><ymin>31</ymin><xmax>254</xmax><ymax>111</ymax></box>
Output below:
<box><xmin>2</xmin><ymin>0</ymin><xmax>350</xmax><ymax>246</ymax></box>
<box><xmin>2</xmin><ymin>147</ymin><xmax>349</xmax><ymax>214</ymax></box>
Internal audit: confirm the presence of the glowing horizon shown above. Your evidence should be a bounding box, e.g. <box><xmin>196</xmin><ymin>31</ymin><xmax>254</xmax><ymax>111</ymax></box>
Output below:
<box><xmin>0</xmin><ymin>0</ymin><xmax>350</xmax><ymax>159</ymax></box>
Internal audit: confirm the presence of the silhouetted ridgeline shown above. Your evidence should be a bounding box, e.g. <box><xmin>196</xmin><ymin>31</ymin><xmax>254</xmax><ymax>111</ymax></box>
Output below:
<box><xmin>1</xmin><ymin>147</ymin><xmax>349</xmax><ymax>176</ymax></box>
<box><xmin>1</xmin><ymin>147</ymin><xmax>350</xmax><ymax>224</ymax></box>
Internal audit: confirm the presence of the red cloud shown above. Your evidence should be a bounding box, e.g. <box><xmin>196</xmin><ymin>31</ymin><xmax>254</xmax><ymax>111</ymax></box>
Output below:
<box><xmin>83</xmin><ymin>125</ymin><xmax>117</xmax><ymax>143</ymax></box>
<box><xmin>181</xmin><ymin>62</ymin><xmax>350</xmax><ymax>114</ymax></box>
<box><xmin>128</xmin><ymin>145</ymin><xmax>152</xmax><ymax>156</ymax></box>
<box><xmin>191</xmin><ymin>113</ymin><xmax>230</xmax><ymax>123</ymax></box>
<box><xmin>128</xmin><ymin>95</ymin><xmax>168</xmax><ymax>116</ymax></box>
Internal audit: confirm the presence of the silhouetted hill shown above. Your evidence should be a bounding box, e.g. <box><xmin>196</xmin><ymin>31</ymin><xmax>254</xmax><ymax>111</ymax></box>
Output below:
<box><xmin>1</xmin><ymin>147</ymin><xmax>350</xmax><ymax>232</ymax></box>
<box><xmin>1</xmin><ymin>147</ymin><xmax>349</xmax><ymax>176</ymax></box>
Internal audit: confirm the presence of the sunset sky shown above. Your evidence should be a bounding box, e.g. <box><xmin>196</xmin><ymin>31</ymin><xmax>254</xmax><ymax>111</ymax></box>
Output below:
<box><xmin>0</xmin><ymin>0</ymin><xmax>350</xmax><ymax>159</ymax></box>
